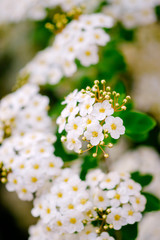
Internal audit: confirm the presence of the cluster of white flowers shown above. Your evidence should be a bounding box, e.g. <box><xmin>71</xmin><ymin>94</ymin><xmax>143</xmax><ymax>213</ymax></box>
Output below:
<box><xmin>29</xmin><ymin>168</ymin><xmax>145</xmax><ymax>239</ymax></box>
<box><xmin>86</xmin><ymin>169</ymin><xmax>146</xmax><ymax>230</ymax></box>
<box><xmin>0</xmin><ymin>132</ymin><xmax>63</xmax><ymax>201</ymax></box>
<box><xmin>110</xmin><ymin>146</ymin><xmax>160</xmax><ymax>198</ymax></box>
<box><xmin>29</xmin><ymin>219</ymin><xmax>115</xmax><ymax>240</ymax></box>
<box><xmin>19</xmin><ymin>13</ymin><xmax>113</xmax><ymax>86</ymax></box>
<box><xmin>58</xmin><ymin>80</ymin><xmax>128</xmax><ymax>157</ymax></box>
<box><xmin>0</xmin><ymin>0</ymin><xmax>85</xmax><ymax>24</ymax></box>
<box><xmin>0</xmin><ymin>83</ymin><xmax>64</xmax><ymax>200</ymax></box>
<box><xmin>103</xmin><ymin>0</ymin><xmax>160</xmax><ymax>28</ymax></box>
<box><xmin>0</xmin><ymin>84</ymin><xmax>52</xmax><ymax>143</ymax></box>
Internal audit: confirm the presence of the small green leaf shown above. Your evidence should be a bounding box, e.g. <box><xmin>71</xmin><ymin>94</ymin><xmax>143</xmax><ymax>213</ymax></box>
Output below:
<box><xmin>143</xmin><ymin>192</ymin><xmax>160</xmax><ymax>212</ymax></box>
<box><xmin>131</xmin><ymin>171</ymin><xmax>153</xmax><ymax>187</ymax></box>
<box><xmin>120</xmin><ymin>222</ymin><xmax>138</xmax><ymax>240</ymax></box>
<box><xmin>123</xmin><ymin>111</ymin><xmax>156</xmax><ymax>135</ymax></box>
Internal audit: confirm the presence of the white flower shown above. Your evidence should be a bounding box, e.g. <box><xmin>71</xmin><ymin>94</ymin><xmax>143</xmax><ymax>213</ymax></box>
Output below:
<box><xmin>91</xmin><ymin>28</ymin><xmax>110</xmax><ymax>46</ymax></box>
<box><xmin>107</xmin><ymin>207</ymin><xmax>127</xmax><ymax>230</ymax></box>
<box><xmin>65</xmin><ymin>116</ymin><xmax>84</xmax><ymax>136</ymax></box>
<box><xmin>107</xmin><ymin>187</ymin><xmax>129</xmax><ymax>207</ymax></box>
<box><xmin>120</xmin><ymin>179</ymin><xmax>142</xmax><ymax>196</ymax></box>
<box><xmin>103</xmin><ymin>116</ymin><xmax>125</xmax><ymax>139</ymax></box>
<box><xmin>86</xmin><ymin>169</ymin><xmax>105</xmax><ymax>187</ymax></box>
<box><xmin>77</xmin><ymin>45</ymin><xmax>99</xmax><ymax>67</ymax></box>
<box><xmin>62</xmin><ymin>89</ymin><xmax>78</xmax><ymax>105</ymax></box>
<box><xmin>79</xmin><ymin>97</ymin><xmax>95</xmax><ymax>116</ymax></box>
<box><xmin>83</xmin><ymin>115</ymin><xmax>99</xmax><ymax>127</ymax></box>
<box><xmin>100</xmin><ymin>172</ymin><xmax>120</xmax><ymax>190</ymax></box>
<box><xmin>92</xmin><ymin>100</ymin><xmax>114</xmax><ymax>120</ymax></box>
<box><xmin>92</xmin><ymin>188</ymin><xmax>110</xmax><ymax>209</ymax></box>
<box><xmin>130</xmin><ymin>194</ymin><xmax>146</xmax><ymax>212</ymax></box>
<box><xmin>66</xmin><ymin>133</ymin><xmax>82</xmax><ymax>153</ymax></box>
<box><xmin>61</xmin><ymin>102</ymin><xmax>79</xmax><ymax>118</ymax></box>
<box><xmin>84</xmin><ymin>123</ymin><xmax>104</xmax><ymax>146</ymax></box>
<box><xmin>122</xmin><ymin>204</ymin><xmax>142</xmax><ymax>224</ymax></box>
<box><xmin>56</xmin><ymin>116</ymin><xmax>66</xmax><ymax>133</ymax></box>
<box><xmin>64</xmin><ymin>210</ymin><xmax>84</xmax><ymax>233</ymax></box>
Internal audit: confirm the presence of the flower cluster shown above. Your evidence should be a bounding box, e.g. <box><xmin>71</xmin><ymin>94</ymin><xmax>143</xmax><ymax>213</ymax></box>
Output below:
<box><xmin>0</xmin><ymin>0</ymin><xmax>85</xmax><ymax>24</ymax></box>
<box><xmin>0</xmin><ymin>132</ymin><xmax>63</xmax><ymax>201</ymax></box>
<box><xmin>86</xmin><ymin>169</ymin><xmax>146</xmax><ymax>232</ymax></box>
<box><xmin>29</xmin><ymin>168</ymin><xmax>145</xmax><ymax>239</ymax></box>
<box><xmin>58</xmin><ymin>80</ymin><xmax>130</xmax><ymax>157</ymax></box>
<box><xmin>19</xmin><ymin>13</ymin><xmax>113</xmax><ymax>86</ymax></box>
<box><xmin>31</xmin><ymin>169</ymin><xmax>92</xmax><ymax>234</ymax></box>
<box><xmin>29</xmin><ymin>219</ymin><xmax>115</xmax><ymax>240</ymax></box>
<box><xmin>104</xmin><ymin>0</ymin><xmax>159</xmax><ymax>28</ymax></box>
<box><xmin>0</xmin><ymin>84</ymin><xmax>52</xmax><ymax>143</ymax></box>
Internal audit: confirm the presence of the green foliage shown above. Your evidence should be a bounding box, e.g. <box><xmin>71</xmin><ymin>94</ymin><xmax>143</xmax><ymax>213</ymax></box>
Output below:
<box><xmin>143</xmin><ymin>192</ymin><xmax>160</xmax><ymax>212</ymax></box>
<box><xmin>120</xmin><ymin>223</ymin><xmax>138</xmax><ymax>240</ymax></box>
<box><xmin>131</xmin><ymin>171</ymin><xmax>153</xmax><ymax>187</ymax></box>
<box><xmin>80</xmin><ymin>155</ymin><xmax>98</xmax><ymax>180</ymax></box>
<box><xmin>122</xmin><ymin>111</ymin><xmax>156</xmax><ymax>142</ymax></box>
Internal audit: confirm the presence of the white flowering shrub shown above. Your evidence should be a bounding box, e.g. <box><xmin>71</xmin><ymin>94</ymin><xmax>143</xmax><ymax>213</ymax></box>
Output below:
<box><xmin>0</xmin><ymin>1</ymin><xmax>160</xmax><ymax>240</ymax></box>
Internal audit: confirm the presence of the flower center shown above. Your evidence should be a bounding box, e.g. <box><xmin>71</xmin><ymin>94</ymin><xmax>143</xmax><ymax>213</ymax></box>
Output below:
<box><xmin>33</xmin><ymin>164</ymin><xmax>39</xmax><ymax>169</ymax></box>
<box><xmin>136</xmin><ymin>198</ymin><xmax>140</xmax><ymax>204</ymax></box>
<box><xmin>92</xmin><ymin>131</ymin><xmax>98</xmax><ymax>137</ymax></box>
<box><xmin>87</xmin><ymin>119</ymin><xmax>92</xmax><ymax>124</ymax></box>
<box><xmin>68</xmin><ymin>204</ymin><xmax>74</xmax><ymax>209</ymax></box>
<box><xmin>85</xmin><ymin>51</ymin><xmax>91</xmax><ymax>56</ymax></box>
<box><xmin>57</xmin><ymin>221</ymin><xmax>62</xmax><ymax>226</ymax></box>
<box><xmin>57</xmin><ymin>192</ymin><xmax>63</xmax><ymax>198</ymax></box>
<box><xmin>73</xmin><ymin>124</ymin><xmax>78</xmax><ymax>130</ymax></box>
<box><xmin>114</xmin><ymin>214</ymin><xmax>121</xmax><ymax>221</ymax></box>
<box><xmin>111</xmin><ymin>123</ymin><xmax>117</xmax><ymax>130</ymax></box>
<box><xmin>71</xmin><ymin>139</ymin><xmax>76</xmax><ymax>144</ymax></box>
<box><xmin>85</xmin><ymin>104</ymin><xmax>90</xmax><ymax>109</ymax></box>
<box><xmin>98</xmin><ymin>196</ymin><xmax>104</xmax><ymax>202</ymax></box>
<box><xmin>80</xmin><ymin>199</ymin><xmax>87</xmax><ymax>205</ymax></box>
<box><xmin>69</xmin><ymin>107</ymin><xmax>73</xmax><ymax>112</ymax></box>
<box><xmin>31</xmin><ymin>177</ymin><xmax>37</xmax><ymax>183</ymax></box>
<box><xmin>49</xmin><ymin>162</ymin><xmax>54</xmax><ymax>168</ymax></box>
<box><xmin>115</xmin><ymin>193</ymin><xmax>120</xmax><ymax>200</ymax></box>
<box><xmin>99</xmin><ymin>108</ymin><xmax>105</xmax><ymax>113</ymax></box>
<box><xmin>128</xmin><ymin>210</ymin><xmax>133</xmax><ymax>216</ymax></box>
<box><xmin>70</xmin><ymin>218</ymin><xmax>77</xmax><ymax>224</ymax></box>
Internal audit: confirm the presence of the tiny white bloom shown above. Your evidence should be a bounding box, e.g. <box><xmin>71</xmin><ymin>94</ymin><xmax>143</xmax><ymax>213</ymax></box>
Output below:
<box><xmin>65</xmin><ymin>116</ymin><xmax>84</xmax><ymax>136</ymax></box>
<box><xmin>103</xmin><ymin>116</ymin><xmax>125</xmax><ymax>139</ymax></box>
<box><xmin>92</xmin><ymin>100</ymin><xmax>114</xmax><ymax>120</ymax></box>
<box><xmin>66</xmin><ymin>133</ymin><xmax>82</xmax><ymax>153</ymax></box>
<box><xmin>107</xmin><ymin>207</ymin><xmax>127</xmax><ymax>230</ymax></box>
<box><xmin>84</xmin><ymin>123</ymin><xmax>104</xmax><ymax>146</ymax></box>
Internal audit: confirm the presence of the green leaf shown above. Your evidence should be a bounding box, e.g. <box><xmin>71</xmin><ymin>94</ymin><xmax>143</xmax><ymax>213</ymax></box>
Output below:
<box><xmin>120</xmin><ymin>222</ymin><xmax>138</xmax><ymax>240</ymax></box>
<box><xmin>143</xmin><ymin>192</ymin><xmax>160</xmax><ymax>212</ymax></box>
<box><xmin>123</xmin><ymin>111</ymin><xmax>156</xmax><ymax>135</ymax></box>
<box><xmin>80</xmin><ymin>155</ymin><xmax>98</xmax><ymax>180</ymax></box>
<box><xmin>131</xmin><ymin>171</ymin><xmax>153</xmax><ymax>187</ymax></box>
<box><xmin>125</xmin><ymin>132</ymin><xmax>149</xmax><ymax>142</ymax></box>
